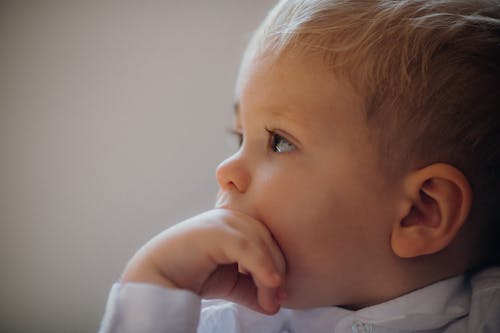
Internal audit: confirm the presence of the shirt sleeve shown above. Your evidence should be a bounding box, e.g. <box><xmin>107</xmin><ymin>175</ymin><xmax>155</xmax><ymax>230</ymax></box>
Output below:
<box><xmin>98</xmin><ymin>283</ymin><xmax>201</xmax><ymax>333</ymax></box>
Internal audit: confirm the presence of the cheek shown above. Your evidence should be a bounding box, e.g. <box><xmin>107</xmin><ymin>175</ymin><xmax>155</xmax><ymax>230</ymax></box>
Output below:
<box><xmin>254</xmin><ymin>173</ymin><xmax>361</xmax><ymax>234</ymax></box>
<box><xmin>252</xmin><ymin>176</ymin><xmax>341</xmax><ymax>260</ymax></box>
<box><xmin>252</xmin><ymin>171</ymin><xmax>388</xmax><ymax>264</ymax></box>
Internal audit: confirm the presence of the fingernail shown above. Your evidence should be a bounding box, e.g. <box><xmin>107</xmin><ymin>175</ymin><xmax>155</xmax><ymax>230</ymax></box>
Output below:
<box><xmin>271</xmin><ymin>273</ymin><xmax>281</xmax><ymax>284</ymax></box>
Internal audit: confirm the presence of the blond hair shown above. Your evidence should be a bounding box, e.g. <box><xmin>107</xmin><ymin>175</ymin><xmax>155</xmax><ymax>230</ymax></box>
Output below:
<box><xmin>241</xmin><ymin>0</ymin><xmax>500</xmax><ymax>265</ymax></box>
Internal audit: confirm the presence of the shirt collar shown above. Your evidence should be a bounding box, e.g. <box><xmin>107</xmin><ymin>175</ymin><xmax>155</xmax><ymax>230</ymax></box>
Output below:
<box><xmin>350</xmin><ymin>274</ymin><xmax>470</xmax><ymax>330</ymax></box>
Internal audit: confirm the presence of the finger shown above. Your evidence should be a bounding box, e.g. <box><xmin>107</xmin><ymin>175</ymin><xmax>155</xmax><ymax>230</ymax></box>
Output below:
<box><xmin>221</xmin><ymin>239</ymin><xmax>282</xmax><ymax>289</ymax></box>
<box><xmin>222</xmin><ymin>272</ymin><xmax>271</xmax><ymax>314</ymax></box>
<box><xmin>238</xmin><ymin>264</ymin><xmax>250</xmax><ymax>275</ymax></box>
<box><xmin>207</xmin><ymin>223</ymin><xmax>282</xmax><ymax>289</ymax></box>
<box><xmin>256</xmin><ymin>285</ymin><xmax>280</xmax><ymax>314</ymax></box>
<box><xmin>264</xmin><ymin>235</ymin><xmax>287</xmax><ymax>278</ymax></box>
<box><xmin>218</xmin><ymin>210</ymin><xmax>287</xmax><ymax>285</ymax></box>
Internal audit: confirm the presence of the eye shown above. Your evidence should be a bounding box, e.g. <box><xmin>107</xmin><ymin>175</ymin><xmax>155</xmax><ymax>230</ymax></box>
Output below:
<box><xmin>267</xmin><ymin>130</ymin><xmax>296</xmax><ymax>153</ymax></box>
<box><xmin>226</xmin><ymin>128</ymin><xmax>243</xmax><ymax>150</ymax></box>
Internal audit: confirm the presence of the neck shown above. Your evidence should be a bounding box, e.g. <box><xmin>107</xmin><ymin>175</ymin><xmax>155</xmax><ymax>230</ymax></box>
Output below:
<box><xmin>355</xmin><ymin>248</ymin><xmax>470</xmax><ymax>310</ymax></box>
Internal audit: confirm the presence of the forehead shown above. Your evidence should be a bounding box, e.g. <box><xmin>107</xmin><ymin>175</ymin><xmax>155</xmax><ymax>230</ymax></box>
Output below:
<box><xmin>233</xmin><ymin>101</ymin><xmax>309</xmax><ymax>128</ymax></box>
<box><xmin>235</xmin><ymin>53</ymin><xmax>366</xmax><ymax>136</ymax></box>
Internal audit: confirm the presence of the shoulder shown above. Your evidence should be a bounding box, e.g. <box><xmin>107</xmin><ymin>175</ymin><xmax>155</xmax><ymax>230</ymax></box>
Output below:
<box><xmin>452</xmin><ymin>266</ymin><xmax>500</xmax><ymax>332</ymax></box>
<box><xmin>469</xmin><ymin>266</ymin><xmax>500</xmax><ymax>315</ymax></box>
<box><xmin>470</xmin><ymin>266</ymin><xmax>500</xmax><ymax>294</ymax></box>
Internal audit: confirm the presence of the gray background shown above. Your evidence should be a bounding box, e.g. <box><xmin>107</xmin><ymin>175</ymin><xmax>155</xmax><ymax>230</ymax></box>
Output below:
<box><xmin>0</xmin><ymin>1</ymin><xmax>275</xmax><ymax>332</ymax></box>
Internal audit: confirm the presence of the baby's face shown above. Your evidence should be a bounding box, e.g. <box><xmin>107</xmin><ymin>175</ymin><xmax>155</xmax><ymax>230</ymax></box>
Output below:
<box><xmin>216</xmin><ymin>53</ymin><xmax>400</xmax><ymax>308</ymax></box>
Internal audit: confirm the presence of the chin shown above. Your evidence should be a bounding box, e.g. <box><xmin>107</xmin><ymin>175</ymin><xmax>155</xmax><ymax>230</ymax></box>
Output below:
<box><xmin>280</xmin><ymin>301</ymin><xmax>312</xmax><ymax>310</ymax></box>
<box><xmin>280</xmin><ymin>287</ymin><xmax>350</xmax><ymax>310</ymax></box>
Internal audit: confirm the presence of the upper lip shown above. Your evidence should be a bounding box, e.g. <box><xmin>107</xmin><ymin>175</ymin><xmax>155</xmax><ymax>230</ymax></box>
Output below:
<box><xmin>215</xmin><ymin>191</ymin><xmax>245</xmax><ymax>214</ymax></box>
<box><xmin>215</xmin><ymin>190</ymin><xmax>230</xmax><ymax>209</ymax></box>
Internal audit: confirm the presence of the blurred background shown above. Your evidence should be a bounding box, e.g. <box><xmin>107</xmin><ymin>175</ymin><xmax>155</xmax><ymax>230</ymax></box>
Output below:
<box><xmin>0</xmin><ymin>1</ymin><xmax>275</xmax><ymax>332</ymax></box>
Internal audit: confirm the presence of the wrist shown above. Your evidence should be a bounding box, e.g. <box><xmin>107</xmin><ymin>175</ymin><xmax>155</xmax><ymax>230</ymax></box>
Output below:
<box><xmin>120</xmin><ymin>259</ymin><xmax>179</xmax><ymax>290</ymax></box>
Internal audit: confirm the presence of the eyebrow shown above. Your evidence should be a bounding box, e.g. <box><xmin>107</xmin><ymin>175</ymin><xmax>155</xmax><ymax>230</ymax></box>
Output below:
<box><xmin>233</xmin><ymin>102</ymin><xmax>239</xmax><ymax>116</ymax></box>
<box><xmin>233</xmin><ymin>101</ymin><xmax>307</xmax><ymax>127</ymax></box>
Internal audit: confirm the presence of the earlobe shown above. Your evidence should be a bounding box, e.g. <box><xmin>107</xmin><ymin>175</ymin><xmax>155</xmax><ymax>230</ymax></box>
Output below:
<box><xmin>391</xmin><ymin>163</ymin><xmax>472</xmax><ymax>258</ymax></box>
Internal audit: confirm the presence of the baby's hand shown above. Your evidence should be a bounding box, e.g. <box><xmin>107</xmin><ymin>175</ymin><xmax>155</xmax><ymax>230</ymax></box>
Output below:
<box><xmin>120</xmin><ymin>209</ymin><xmax>287</xmax><ymax>314</ymax></box>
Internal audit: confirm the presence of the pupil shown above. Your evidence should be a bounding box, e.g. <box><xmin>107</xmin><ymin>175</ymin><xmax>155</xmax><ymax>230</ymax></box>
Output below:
<box><xmin>274</xmin><ymin>135</ymin><xmax>287</xmax><ymax>152</ymax></box>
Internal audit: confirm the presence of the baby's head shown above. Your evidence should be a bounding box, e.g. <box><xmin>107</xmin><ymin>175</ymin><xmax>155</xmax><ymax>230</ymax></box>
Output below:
<box><xmin>216</xmin><ymin>0</ymin><xmax>500</xmax><ymax>309</ymax></box>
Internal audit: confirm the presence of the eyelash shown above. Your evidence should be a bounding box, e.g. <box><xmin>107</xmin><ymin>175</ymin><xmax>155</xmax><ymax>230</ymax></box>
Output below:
<box><xmin>227</xmin><ymin>128</ymin><xmax>243</xmax><ymax>147</ymax></box>
<box><xmin>227</xmin><ymin>128</ymin><xmax>296</xmax><ymax>153</ymax></box>
<box><xmin>266</xmin><ymin>129</ymin><xmax>296</xmax><ymax>153</ymax></box>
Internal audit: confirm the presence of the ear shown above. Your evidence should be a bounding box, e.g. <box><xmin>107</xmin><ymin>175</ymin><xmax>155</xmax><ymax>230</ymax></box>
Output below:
<box><xmin>391</xmin><ymin>163</ymin><xmax>472</xmax><ymax>258</ymax></box>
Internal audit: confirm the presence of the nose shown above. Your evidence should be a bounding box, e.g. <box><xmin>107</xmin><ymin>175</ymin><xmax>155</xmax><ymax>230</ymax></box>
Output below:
<box><xmin>216</xmin><ymin>153</ymin><xmax>251</xmax><ymax>193</ymax></box>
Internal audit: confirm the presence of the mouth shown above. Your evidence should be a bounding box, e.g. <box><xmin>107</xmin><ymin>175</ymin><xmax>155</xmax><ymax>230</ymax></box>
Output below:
<box><xmin>214</xmin><ymin>190</ymin><xmax>231</xmax><ymax>209</ymax></box>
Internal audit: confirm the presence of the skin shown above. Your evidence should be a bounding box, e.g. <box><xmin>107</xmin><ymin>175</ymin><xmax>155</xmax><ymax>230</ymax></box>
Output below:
<box><xmin>215</xmin><ymin>53</ymin><xmax>402</xmax><ymax>309</ymax></box>
<box><xmin>121</xmin><ymin>52</ymin><xmax>472</xmax><ymax>314</ymax></box>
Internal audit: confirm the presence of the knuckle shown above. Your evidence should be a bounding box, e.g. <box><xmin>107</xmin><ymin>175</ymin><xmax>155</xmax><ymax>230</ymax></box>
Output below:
<box><xmin>235</xmin><ymin>236</ymin><xmax>252</xmax><ymax>252</ymax></box>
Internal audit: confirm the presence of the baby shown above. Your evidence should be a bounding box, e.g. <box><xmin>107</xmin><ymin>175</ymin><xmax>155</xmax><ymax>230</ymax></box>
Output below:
<box><xmin>100</xmin><ymin>0</ymin><xmax>500</xmax><ymax>332</ymax></box>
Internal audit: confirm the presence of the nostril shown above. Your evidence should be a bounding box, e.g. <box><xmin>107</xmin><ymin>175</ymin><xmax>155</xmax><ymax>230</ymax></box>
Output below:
<box><xmin>215</xmin><ymin>166</ymin><xmax>233</xmax><ymax>191</ymax></box>
<box><xmin>228</xmin><ymin>174</ymin><xmax>250</xmax><ymax>193</ymax></box>
<box><xmin>215</xmin><ymin>155</ymin><xmax>251</xmax><ymax>194</ymax></box>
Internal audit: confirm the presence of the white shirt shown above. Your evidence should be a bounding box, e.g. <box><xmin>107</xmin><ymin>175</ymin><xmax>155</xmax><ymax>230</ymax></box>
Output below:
<box><xmin>99</xmin><ymin>267</ymin><xmax>500</xmax><ymax>333</ymax></box>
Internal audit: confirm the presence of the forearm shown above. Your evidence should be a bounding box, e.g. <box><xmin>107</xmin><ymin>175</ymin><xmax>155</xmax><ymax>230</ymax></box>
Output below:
<box><xmin>99</xmin><ymin>283</ymin><xmax>201</xmax><ymax>333</ymax></box>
